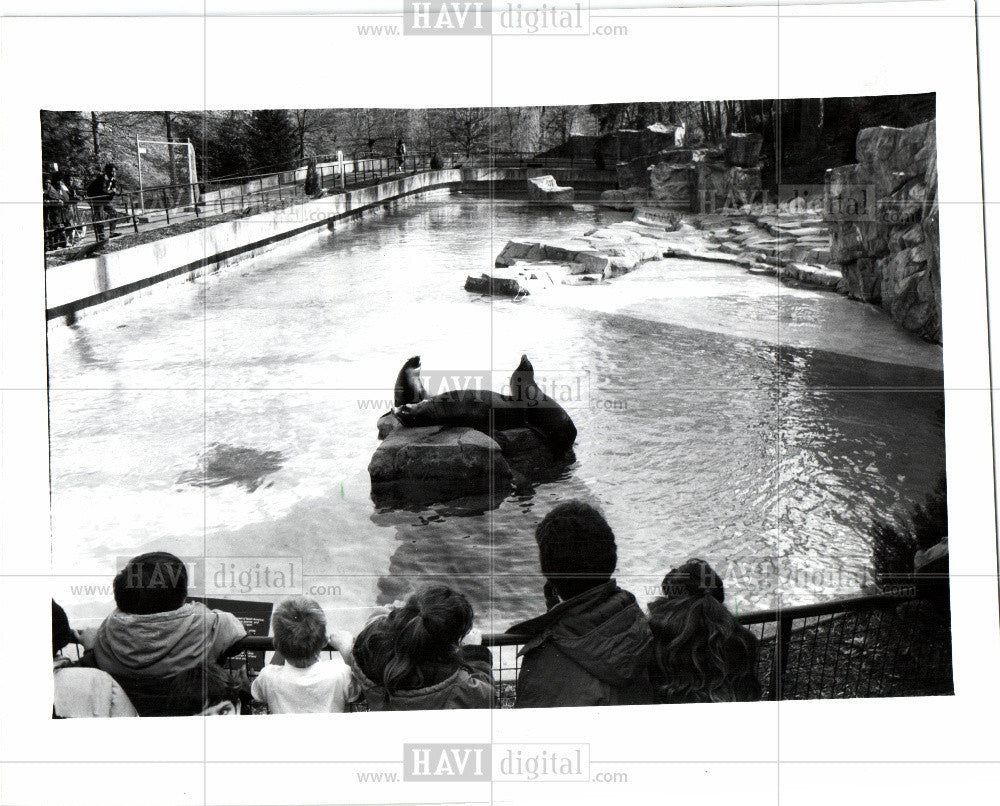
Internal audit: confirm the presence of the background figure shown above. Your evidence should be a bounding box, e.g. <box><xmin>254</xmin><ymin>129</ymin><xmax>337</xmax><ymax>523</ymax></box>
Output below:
<box><xmin>43</xmin><ymin>173</ymin><xmax>69</xmax><ymax>250</ymax></box>
<box><xmin>166</xmin><ymin>663</ymin><xmax>243</xmax><ymax>716</ymax></box>
<box><xmin>396</xmin><ymin>138</ymin><xmax>406</xmax><ymax>170</ymax></box>
<box><xmin>648</xmin><ymin>559</ymin><xmax>761</xmax><ymax>704</ymax></box>
<box><xmin>87</xmin><ymin>163</ymin><xmax>119</xmax><ymax>244</ymax></box>
<box><xmin>62</xmin><ymin>169</ymin><xmax>85</xmax><ymax>244</ymax></box>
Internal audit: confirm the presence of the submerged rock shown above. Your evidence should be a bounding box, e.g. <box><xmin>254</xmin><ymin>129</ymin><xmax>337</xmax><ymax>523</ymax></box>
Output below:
<box><xmin>177</xmin><ymin>443</ymin><xmax>284</xmax><ymax>493</ymax></box>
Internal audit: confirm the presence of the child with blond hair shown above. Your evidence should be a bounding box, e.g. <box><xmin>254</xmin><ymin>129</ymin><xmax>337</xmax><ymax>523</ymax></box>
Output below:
<box><xmin>251</xmin><ymin>596</ymin><xmax>355</xmax><ymax>714</ymax></box>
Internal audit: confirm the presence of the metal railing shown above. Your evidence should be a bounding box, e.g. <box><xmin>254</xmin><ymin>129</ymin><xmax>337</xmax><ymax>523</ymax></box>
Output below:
<box><xmin>42</xmin><ymin>151</ymin><xmax>458</xmax><ymax>259</ymax></box>
<box><xmin>42</xmin><ymin>149</ymin><xmax>614</xmax><ymax>260</ymax></box>
<box><xmin>220</xmin><ymin>591</ymin><xmax>952</xmax><ymax>707</ymax></box>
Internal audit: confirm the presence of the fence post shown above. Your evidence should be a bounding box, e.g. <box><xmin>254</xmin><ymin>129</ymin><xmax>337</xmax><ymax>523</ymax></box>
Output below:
<box><xmin>768</xmin><ymin>615</ymin><xmax>793</xmax><ymax>700</ymax></box>
<box><xmin>277</xmin><ymin>174</ymin><xmax>283</xmax><ymax>204</ymax></box>
<box><xmin>130</xmin><ymin>194</ymin><xmax>139</xmax><ymax>234</ymax></box>
<box><xmin>162</xmin><ymin>189</ymin><xmax>170</xmax><ymax>225</ymax></box>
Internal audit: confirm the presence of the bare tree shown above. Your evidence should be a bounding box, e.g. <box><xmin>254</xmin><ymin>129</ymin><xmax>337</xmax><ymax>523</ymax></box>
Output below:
<box><xmin>434</xmin><ymin>107</ymin><xmax>492</xmax><ymax>157</ymax></box>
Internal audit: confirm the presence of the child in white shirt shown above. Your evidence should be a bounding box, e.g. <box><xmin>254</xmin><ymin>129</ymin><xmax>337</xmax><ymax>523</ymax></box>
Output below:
<box><xmin>251</xmin><ymin>596</ymin><xmax>355</xmax><ymax>714</ymax></box>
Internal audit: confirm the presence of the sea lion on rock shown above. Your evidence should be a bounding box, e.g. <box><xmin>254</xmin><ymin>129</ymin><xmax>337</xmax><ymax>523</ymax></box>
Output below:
<box><xmin>393</xmin><ymin>354</ymin><xmax>577</xmax><ymax>454</ymax></box>
<box><xmin>393</xmin><ymin>355</ymin><xmax>427</xmax><ymax>407</ymax></box>
<box><xmin>507</xmin><ymin>354</ymin><xmax>578</xmax><ymax>451</ymax></box>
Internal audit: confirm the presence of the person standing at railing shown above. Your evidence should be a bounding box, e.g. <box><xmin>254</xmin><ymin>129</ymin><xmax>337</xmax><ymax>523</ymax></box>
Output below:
<box><xmin>87</xmin><ymin>163</ymin><xmax>120</xmax><ymax>244</ymax></box>
<box><xmin>396</xmin><ymin>138</ymin><xmax>407</xmax><ymax>171</ymax></box>
<box><xmin>249</xmin><ymin>596</ymin><xmax>357</xmax><ymax>714</ymax></box>
<box><xmin>348</xmin><ymin>585</ymin><xmax>496</xmax><ymax>710</ymax></box>
<box><xmin>73</xmin><ymin>551</ymin><xmax>248</xmax><ymax>716</ymax></box>
<box><xmin>506</xmin><ymin>501</ymin><xmax>655</xmax><ymax>708</ymax></box>
<box><xmin>43</xmin><ymin>173</ymin><xmax>68</xmax><ymax>250</ymax></box>
<box><xmin>647</xmin><ymin>559</ymin><xmax>761</xmax><ymax>704</ymax></box>
<box><xmin>61</xmin><ymin>169</ymin><xmax>85</xmax><ymax>245</ymax></box>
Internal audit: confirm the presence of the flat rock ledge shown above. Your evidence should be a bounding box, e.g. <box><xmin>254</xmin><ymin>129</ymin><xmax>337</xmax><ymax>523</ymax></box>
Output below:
<box><xmin>465</xmin><ymin>205</ymin><xmax>843</xmax><ymax>298</ymax></box>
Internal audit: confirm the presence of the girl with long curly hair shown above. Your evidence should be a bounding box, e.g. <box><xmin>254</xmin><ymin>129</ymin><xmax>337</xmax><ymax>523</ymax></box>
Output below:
<box><xmin>648</xmin><ymin>559</ymin><xmax>762</xmax><ymax>703</ymax></box>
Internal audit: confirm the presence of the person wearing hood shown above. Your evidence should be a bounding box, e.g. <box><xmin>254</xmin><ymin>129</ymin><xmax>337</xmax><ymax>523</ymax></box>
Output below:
<box><xmin>79</xmin><ymin>552</ymin><xmax>246</xmax><ymax>716</ymax></box>
<box><xmin>506</xmin><ymin>501</ymin><xmax>654</xmax><ymax>708</ymax></box>
<box><xmin>349</xmin><ymin>585</ymin><xmax>496</xmax><ymax>711</ymax></box>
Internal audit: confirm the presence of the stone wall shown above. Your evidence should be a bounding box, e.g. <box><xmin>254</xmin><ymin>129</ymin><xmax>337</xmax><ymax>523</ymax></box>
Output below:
<box><xmin>603</xmin><ymin>134</ymin><xmax>763</xmax><ymax>213</ymax></box>
<box><xmin>825</xmin><ymin>120</ymin><xmax>940</xmax><ymax>343</ymax></box>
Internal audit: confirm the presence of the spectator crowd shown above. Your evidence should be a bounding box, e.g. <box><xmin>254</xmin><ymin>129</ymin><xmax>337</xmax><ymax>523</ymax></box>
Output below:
<box><xmin>43</xmin><ymin>162</ymin><xmax>121</xmax><ymax>251</ymax></box>
<box><xmin>52</xmin><ymin>501</ymin><xmax>761</xmax><ymax>717</ymax></box>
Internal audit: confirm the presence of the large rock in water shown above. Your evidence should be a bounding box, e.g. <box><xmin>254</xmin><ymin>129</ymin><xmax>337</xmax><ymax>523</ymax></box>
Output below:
<box><xmin>526</xmin><ymin>174</ymin><xmax>574</xmax><ymax>204</ymax></box>
<box><xmin>369</xmin><ymin>414</ymin><xmax>570</xmax><ymax>507</ymax></box>
<box><xmin>369</xmin><ymin>425</ymin><xmax>513</xmax><ymax>506</ymax></box>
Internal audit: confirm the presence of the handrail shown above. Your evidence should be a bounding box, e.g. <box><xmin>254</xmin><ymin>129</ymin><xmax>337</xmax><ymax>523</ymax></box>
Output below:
<box><xmin>223</xmin><ymin>632</ymin><xmax>531</xmax><ymax>658</ymax></box>
<box><xmin>221</xmin><ymin>591</ymin><xmax>917</xmax><ymax>660</ymax></box>
<box><xmin>734</xmin><ymin>591</ymin><xmax>913</xmax><ymax>625</ymax></box>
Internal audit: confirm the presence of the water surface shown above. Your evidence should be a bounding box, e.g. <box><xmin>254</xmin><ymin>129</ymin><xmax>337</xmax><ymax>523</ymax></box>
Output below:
<box><xmin>48</xmin><ymin>194</ymin><xmax>945</xmax><ymax>631</ymax></box>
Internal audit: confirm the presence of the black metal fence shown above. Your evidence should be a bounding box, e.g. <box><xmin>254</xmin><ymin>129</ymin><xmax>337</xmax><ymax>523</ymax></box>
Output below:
<box><xmin>221</xmin><ymin>591</ymin><xmax>953</xmax><ymax>708</ymax></box>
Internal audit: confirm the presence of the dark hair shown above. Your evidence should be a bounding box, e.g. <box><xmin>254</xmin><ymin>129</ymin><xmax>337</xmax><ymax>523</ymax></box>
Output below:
<box><xmin>52</xmin><ymin>600</ymin><xmax>76</xmax><ymax>656</ymax></box>
<box><xmin>353</xmin><ymin>585</ymin><xmax>474</xmax><ymax>696</ymax></box>
<box><xmin>165</xmin><ymin>663</ymin><xmax>241</xmax><ymax>716</ymax></box>
<box><xmin>535</xmin><ymin>501</ymin><xmax>617</xmax><ymax>600</ymax></box>
<box><xmin>660</xmin><ymin>559</ymin><xmax>725</xmax><ymax>602</ymax></box>
<box><xmin>648</xmin><ymin>560</ymin><xmax>760</xmax><ymax>703</ymax></box>
<box><xmin>272</xmin><ymin>596</ymin><xmax>327</xmax><ymax>663</ymax></box>
<box><xmin>113</xmin><ymin>552</ymin><xmax>188</xmax><ymax>615</ymax></box>
<box><xmin>103</xmin><ymin>163</ymin><xmax>115</xmax><ymax>175</ymax></box>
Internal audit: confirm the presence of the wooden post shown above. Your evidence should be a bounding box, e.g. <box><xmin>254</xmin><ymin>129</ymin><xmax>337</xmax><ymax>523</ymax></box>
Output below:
<box><xmin>162</xmin><ymin>189</ymin><xmax>170</xmax><ymax>225</ymax></box>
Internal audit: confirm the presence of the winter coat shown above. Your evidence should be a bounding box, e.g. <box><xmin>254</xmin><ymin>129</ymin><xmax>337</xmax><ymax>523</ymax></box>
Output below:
<box><xmin>84</xmin><ymin>602</ymin><xmax>246</xmax><ymax>715</ymax></box>
<box><xmin>349</xmin><ymin>645</ymin><xmax>497</xmax><ymax>711</ymax></box>
<box><xmin>507</xmin><ymin>580</ymin><xmax>655</xmax><ymax>708</ymax></box>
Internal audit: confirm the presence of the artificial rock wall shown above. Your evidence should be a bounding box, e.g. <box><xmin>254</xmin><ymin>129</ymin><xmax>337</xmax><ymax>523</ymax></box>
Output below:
<box><xmin>825</xmin><ymin>120</ymin><xmax>940</xmax><ymax>343</ymax></box>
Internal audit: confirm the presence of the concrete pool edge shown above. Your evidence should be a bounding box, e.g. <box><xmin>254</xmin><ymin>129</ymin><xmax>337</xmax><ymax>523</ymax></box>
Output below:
<box><xmin>45</xmin><ymin>167</ymin><xmax>587</xmax><ymax>325</ymax></box>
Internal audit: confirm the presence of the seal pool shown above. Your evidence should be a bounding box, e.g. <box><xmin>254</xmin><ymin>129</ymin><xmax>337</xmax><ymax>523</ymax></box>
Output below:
<box><xmin>47</xmin><ymin>193</ymin><xmax>945</xmax><ymax>633</ymax></box>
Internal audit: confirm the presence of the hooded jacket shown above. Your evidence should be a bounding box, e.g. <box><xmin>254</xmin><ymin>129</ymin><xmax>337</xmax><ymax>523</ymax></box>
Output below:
<box><xmin>507</xmin><ymin>580</ymin><xmax>654</xmax><ymax>709</ymax></box>
<box><xmin>349</xmin><ymin>645</ymin><xmax>497</xmax><ymax>711</ymax></box>
<box><xmin>87</xmin><ymin>602</ymin><xmax>246</xmax><ymax>715</ymax></box>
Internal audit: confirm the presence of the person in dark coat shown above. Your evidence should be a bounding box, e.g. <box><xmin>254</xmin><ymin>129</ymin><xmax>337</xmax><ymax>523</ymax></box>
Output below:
<box><xmin>87</xmin><ymin>163</ymin><xmax>119</xmax><ymax>243</ymax></box>
<box><xmin>506</xmin><ymin>501</ymin><xmax>654</xmax><ymax>708</ymax></box>
<box><xmin>647</xmin><ymin>559</ymin><xmax>761</xmax><ymax>703</ymax></box>
<box><xmin>43</xmin><ymin>174</ymin><xmax>67</xmax><ymax>250</ymax></box>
